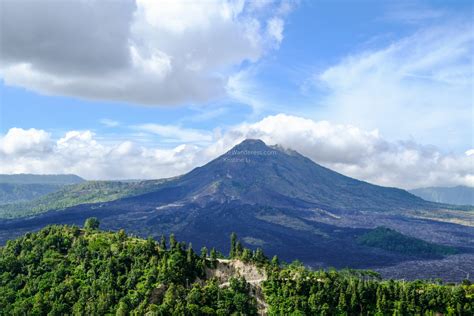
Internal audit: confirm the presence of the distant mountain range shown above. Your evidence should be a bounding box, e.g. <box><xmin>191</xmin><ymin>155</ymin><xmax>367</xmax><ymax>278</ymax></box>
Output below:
<box><xmin>0</xmin><ymin>140</ymin><xmax>472</xmax><ymax>281</ymax></box>
<box><xmin>0</xmin><ymin>179</ymin><xmax>171</xmax><ymax>218</ymax></box>
<box><xmin>0</xmin><ymin>173</ymin><xmax>84</xmax><ymax>185</ymax></box>
<box><xmin>0</xmin><ymin>174</ymin><xmax>85</xmax><ymax>204</ymax></box>
<box><xmin>410</xmin><ymin>186</ymin><xmax>474</xmax><ymax>206</ymax></box>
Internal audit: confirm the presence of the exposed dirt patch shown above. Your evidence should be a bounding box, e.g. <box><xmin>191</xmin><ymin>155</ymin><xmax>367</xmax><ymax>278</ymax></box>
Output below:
<box><xmin>204</xmin><ymin>259</ymin><xmax>268</xmax><ymax>315</ymax></box>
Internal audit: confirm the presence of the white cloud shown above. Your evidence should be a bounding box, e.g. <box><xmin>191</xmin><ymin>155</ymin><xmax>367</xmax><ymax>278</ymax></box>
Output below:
<box><xmin>0</xmin><ymin>129</ymin><xmax>203</xmax><ymax>180</ymax></box>
<box><xmin>223</xmin><ymin>114</ymin><xmax>474</xmax><ymax>189</ymax></box>
<box><xmin>226</xmin><ymin>67</ymin><xmax>269</xmax><ymax>113</ymax></box>
<box><xmin>0</xmin><ymin>0</ymin><xmax>292</xmax><ymax>106</ymax></box>
<box><xmin>0</xmin><ymin>128</ymin><xmax>52</xmax><ymax>155</ymax></box>
<box><xmin>1</xmin><ymin>115</ymin><xmax>472</xmax><ymax>189</ymax></box>
<box><xmin>314</xmin><ymin>21</ymin><xmax>474</xmax><ymax>150</ymax></box>
<box><xmin>266</xmin><ymin>18</ymin><xmax>284</xmax><ymax>44</ymax></box>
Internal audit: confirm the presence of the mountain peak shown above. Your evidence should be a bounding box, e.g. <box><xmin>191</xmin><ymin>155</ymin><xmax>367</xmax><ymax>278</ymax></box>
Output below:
<box><xmin>230</xmin><ymin>139</ymin><xmax>298</xmax><ymax>157</ymax></box>
<box><xmin>231</xmin><ymin>139</ymin><xmax>269</xmax><ymax>151</ymax></box>
<box><xmin>219</xmin><ymin>139</ymin><xmax>281</xmax><ymax>165</ymax></box>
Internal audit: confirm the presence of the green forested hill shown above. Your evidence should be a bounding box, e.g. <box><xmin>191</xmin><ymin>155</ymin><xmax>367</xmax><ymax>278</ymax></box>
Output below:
<box><xmin>0</xmin><ymin>183</ymin><xmax>62</xmax><ymax>204</ymax></box>
<box><xmin>0</xmin><ymin>223</ymin><xmax>256</xmax><ymax>315</ymax></box>
<box><xmin>0</xmin><ymin>179</ymin><xmax>170</xmax><ymax>218</ymax></box>
<box><xmin>0</xmin><ymin>223</ymin><xmax>472</xmax><ymax>315</ymax></box>
<box><xmin>0</xmin><ymin>174</ymin><xmax>86</xmax><ymax>206</ymax></box>
<box><xmin>263</xmin><ymin>263</ymin><xmax>473</xmax><ymax>315</ymax></box>
<box><xmin>357</xmin><ymin>226</ymin><xmax>457</xmax><ymax>257</ymax></box>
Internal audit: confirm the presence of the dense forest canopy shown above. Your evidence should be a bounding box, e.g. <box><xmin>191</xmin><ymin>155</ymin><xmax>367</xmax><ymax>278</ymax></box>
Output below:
<box><xmin>0</xmin><ymin>220</ymin><xmax>472</xmax><ymax>315</ymax></box>
<box><xmin>357</xmin><ymin>226</ymin><xmax>457</xmax><ymax>257</ymax></box>
<box><xmin>0</xmin><ymin>183</ymin><xmax>62</xmax><ymax>205</ymax></box>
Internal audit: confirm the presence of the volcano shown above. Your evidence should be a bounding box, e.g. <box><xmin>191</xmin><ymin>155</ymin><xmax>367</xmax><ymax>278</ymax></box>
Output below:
<box><xmin>1</xmin><ymin>139</ymin><xmax>472</xmax><ymax>276</ymax></box>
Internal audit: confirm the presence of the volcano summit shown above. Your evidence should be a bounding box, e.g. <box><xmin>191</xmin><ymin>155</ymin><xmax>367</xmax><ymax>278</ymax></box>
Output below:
<box><xmin>1</xmin><ymin>139</ymin><xmax>472</xmax><ymax>280</ymax></box>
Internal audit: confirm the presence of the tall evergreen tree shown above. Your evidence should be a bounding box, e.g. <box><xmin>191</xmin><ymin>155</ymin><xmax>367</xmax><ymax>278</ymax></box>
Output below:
<box><xmin>230</xmin><ymin>232</ymin><xmax>237</xmax><ymax>258</ymax></box>
<box><xmin>169</xmin><ymin>233</ymin><xmax>177</xmax><ymax>249</ymax></box>
<box><xmin>160</xmin><ymin>235</ymin><xmax>167</xmax><ymax>250</ymax></box>
<box><xmin>84</xmin><ymin>217</ymin><xmax>100</xmax><ymax>230</ymax></box>
<box><xmin>200</xmin><ymin>246</ymin><xmax>208</xmax><ymax>259</ymax></box>
<box><xmin>271</xmin><ymin>255</ymin><xmax>280</xmax><ymax>267</ymax></box>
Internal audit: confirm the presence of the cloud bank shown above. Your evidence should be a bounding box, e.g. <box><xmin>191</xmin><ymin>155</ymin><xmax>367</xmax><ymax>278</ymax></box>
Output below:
<box><xmin>1</xmin><ymin>115</ymin><xmax>472</xmax><ymax>189</ymax></box>
<box><xmin>0</xmin><ymin>0</ymin><xmax>291</xmax><ymax>105</ymax></box>
<box><xmin>315</xmin><ymin>21</ymin><xmax>473</xmax><ymax>149</ymax></box>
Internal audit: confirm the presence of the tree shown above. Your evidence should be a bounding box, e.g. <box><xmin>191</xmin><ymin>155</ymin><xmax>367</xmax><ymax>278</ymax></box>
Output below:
<box><xmin>2</xmin><ymin>224</ymin><xmax>471</xmax><ymax>316</ymax></box>
<box><xmin>169</xmin><ymin>234</ymin><xmax>177</xmax><ymax>249</ymax></box>
<box><xmin>200</xmin><ymin>246</ymin><xmax>208</xmax><ymax>259</ymax></box>
<box><xmin>160</xmin><ymin>235</ymin><xmax>167</xmax><ymax>250</ymax></box>
<box><xmin>146</xmin><ymin>237</ymin><xmax>156</xmax><ymax>254</ymax></box>
<box><xmin>118</xmin><ymin>229</ymin><xmax>127</xmax><ymax>241</ymax></box>
<box><xmin>115</xmin><ymin>301</ymin><xmax>129</xmax><ymax>316</ymax></box>
<box><xmin>337</xmin><ymin>291</ymin><xmax>347</xmax><ymax>315</ymax></box>
<box><xmin>84</xmin><ymin>217</ymin><xmax>100</xmax><ymax>230</ymax></box>
<box><xmin>253</xmin><ymin>248</ymin><xmax>266</xmax><ymax>263</ymax></box>
<box><xmin>271</xmin><ymin>255</ymin><xmax>280</xmax><ymax>267</ymax></box>
<box><xmin>186</xmin><ymin>243</ymin><xmax>194</xmax><ymax>263</ymax></box>
<box><xmin>242</xmin><ymin>249</ymin><xmax>252</xmax><ymax>262</ymax></box>
<box><xmin>236</xmin><ymin>241</ymin><xmax>243</xmax><ymax>257</ymax></box>
<box><xmin>210</xmin><ymin>248</ymin><xmax>217</xmax><ymax>261</ymax></box>
<box><xmin>230</xmin><ymin>232</ymin><xmax>237</xmax><ymax>258</ymax></box>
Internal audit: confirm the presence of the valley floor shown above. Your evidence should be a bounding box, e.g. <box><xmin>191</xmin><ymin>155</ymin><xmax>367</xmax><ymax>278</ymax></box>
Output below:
<box><xmin>375</xmin><ymin>253</ymin><xmax>474</xmax><ymax>282</ymax></box>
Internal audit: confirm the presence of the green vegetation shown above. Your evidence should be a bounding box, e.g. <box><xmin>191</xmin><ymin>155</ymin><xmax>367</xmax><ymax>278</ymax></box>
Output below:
<box><xmin>0</xmin><ymin>179</ymin><xmax>169</xmax><ymax>218</ymax></box>
<box><xmin>0</xmin><ymin>183</ymin><xmax>61</xmax><ymax>204</ymax></box>
<box><xmin>263</xmin><ymin>262</ymin><xmax>473</xmax><ymax>315</ymax></box>
<box><xmin>0</xmin><ymin>222</ymin><xmax>257</xmax><ymax>315</ymax></box>
<box><xmin>1</xmin><ymin>224</ymin><xmax>472</xmax><ymax>315</ymax></box>
<box><xmin>357</xmin><ymin>226</ymin><xmax>457</xmax><ymax>256</ymax></box>
<box><xmin>84</xmin><ymin>217</ymin><xmax>100</xmax><ymax>230</ymax></box>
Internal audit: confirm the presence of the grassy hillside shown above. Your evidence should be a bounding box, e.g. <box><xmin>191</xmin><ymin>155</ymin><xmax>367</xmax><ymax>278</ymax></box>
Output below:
<box><xmin>357</xmin><ymin>226</ymin><xmax>457</xmax><ymax>256</ymax></box>
<box><xmin>0</xmin><ymin>179</ymin><xmax>170</xmax><ymax>218</ymax></box>
<box><xmin>0</xmin><ymin>224</ymin><xmax>472</xmax><ymax>315</ymax></box>
<box><xmin>0</xmin><ymin>183</ymin><xmax>62</xmax><ymax>204</ymax></box>
<box><xmin>0</xmin><ymin>174</ymin><xmax>86</xmax><ymax>205</ymax></box>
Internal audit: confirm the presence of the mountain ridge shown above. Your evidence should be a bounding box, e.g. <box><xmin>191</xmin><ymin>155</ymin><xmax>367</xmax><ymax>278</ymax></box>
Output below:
<box><xmin>0</xmin><ymin>174</ymin><xmax>86</xmax><ymax>205</ymax></box>
<box><xmin>410</xmin><ymin>185</ymin><xmax>474</xmax><ymax>206</ymax></box>
<box><xmin>0</xmin><ymin>139</ymin><xmax>472</xmax><ymax>280</ymax></box>
<box><xmin>0</xmin><ymin>173</ymin><xmax>85</xmax><ymax>185</ymax></box>
<box><xmin>158</xmin><ymin>138</ymin><xmax>437</xmax><ymax>213</ymax></box>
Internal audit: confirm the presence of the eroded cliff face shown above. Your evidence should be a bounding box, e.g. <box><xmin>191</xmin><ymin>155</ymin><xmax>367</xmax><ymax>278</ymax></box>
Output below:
<box><xmin>204</xmin><ymin>259</ymin><xmax>268</xmax><ymax>315</ymax></box>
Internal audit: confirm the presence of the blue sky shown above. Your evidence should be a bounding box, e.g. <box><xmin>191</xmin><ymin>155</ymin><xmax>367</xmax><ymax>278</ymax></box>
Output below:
<box><xmin>0</xmin><ymin>0</ymin><xmax>472</xmax><ymax>188</ymax></box>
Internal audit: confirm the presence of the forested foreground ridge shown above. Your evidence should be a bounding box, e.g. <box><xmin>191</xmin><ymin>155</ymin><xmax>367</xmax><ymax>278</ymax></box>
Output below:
<box><xmin>0</xmin><ymin>221</ymin><xmax>473</xmax><ymax>315</ymax></box>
